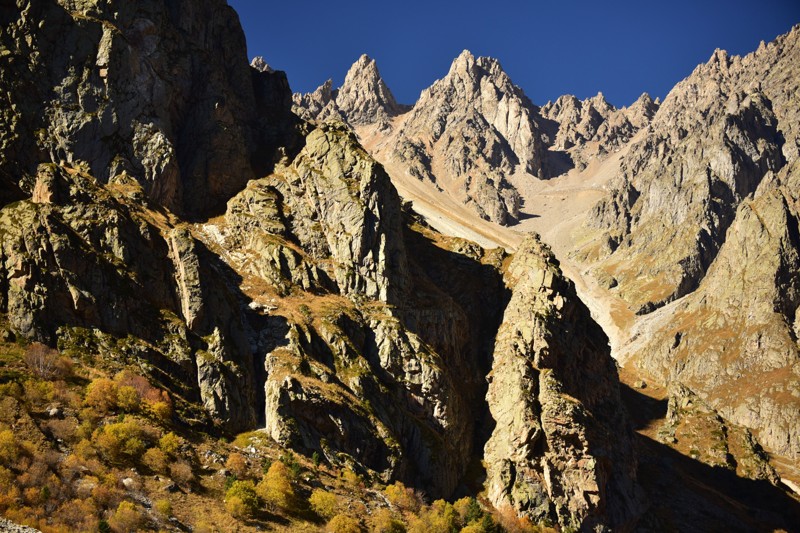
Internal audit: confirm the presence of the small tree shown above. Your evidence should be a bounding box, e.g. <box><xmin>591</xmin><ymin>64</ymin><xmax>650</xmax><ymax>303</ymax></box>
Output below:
<box><xmin>328</xmin><ymin>514</ymin><xmax>362</xmax><ymax>533</ymax></box>
<box><xmin>142</xmin><ymin>448</ymin><xmax>168</xmax><ymax>474</ymax></box>
<box><xmin>370</xmin><ymin>508</ymin><xmax>405</xmax><ymax>533</ymax></box>
<box><xmin>85</xmin><ymin>378</ymin><xmax>118</xmax><ymax>414</ymax></box>
<box><xmin>158</xmin><ymin>432</ymin><xmax>181</xmax><ymax>456</ymax></box>
<box><xmin>309</xmin><ymin>488</ymin><xmax>338</xmax><ymax>519</ymax></box>
<box><xmin>24</xmin><ymin>343</ymin><xmax>71</xmax><ymax>380</ymax></box>
<box><xmin>257</xmin><ymin>461</ymin><xmax>295</xmax><ymax>512</ymax></box>
<box><xmin>108</xmin><ymin>501</ymin><xmax>142</xmax><ymax>532</ymax></box>
<box><xmin>225</xmin><ymin>480</ymin><xmax>258</xmax><ymax>519</ymax></box>
<box><xmin>0</xmin><ymin>430</ymin><xmax>19</xmax><ymax>465</ymax></box>
<box><xmin>225</xmin><ymin>452</ymin><xmax>249</xmax><ymax>479</ymax></box>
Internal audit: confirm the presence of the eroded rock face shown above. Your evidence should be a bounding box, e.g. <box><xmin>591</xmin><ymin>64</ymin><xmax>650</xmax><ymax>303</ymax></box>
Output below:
<box><xmin>621</xmin><ymin>160</ymin><xmax>800</xmax><ymax>458</ymax></box>
<box><xmin>541</xmin><ymin>92</ymin><xmax>659</xmax><ymax>171</ymax></box>
<box><xmin>587</xmin><ymin>27</ymin><xmax>798</xmax><ymax>313</ymax></box>
<box><xmin>0</xmin><ymin>0</ymin><xmax>298</xmax><ymax>216</ymax></box>
<box><xmin>484</xmin><ymin>236</ymin><xmax>641</xmax><ymax>530</ymax></box>
<box><xmin>385</xmin><ymin>51</ymin><xmax>548</xmax><ymax>224</ymax></box>
<box><xmin>0</xmin><ymin>164</ymin><xmax>260</xmax><ymax>431</ymax></box>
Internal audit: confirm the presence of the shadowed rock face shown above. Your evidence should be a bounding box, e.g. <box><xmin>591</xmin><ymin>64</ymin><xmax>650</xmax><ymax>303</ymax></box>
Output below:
<box><xmin>0</xmin><ymin>0</ymin><xmax>299</xmax><ymax>217</ymax></box>
<box><xmin>484</xmin><ymin>236</ymin><xmax>641</xmax><ymax>531</ymax></box>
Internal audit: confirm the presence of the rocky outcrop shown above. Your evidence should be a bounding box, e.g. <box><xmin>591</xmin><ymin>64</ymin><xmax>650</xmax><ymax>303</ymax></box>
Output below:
<box><xmin>0</xmin><ymin>163</ymin><xmax>260</xmax><ymax>431</ymax></box>
<box><xmin>541</xmin><ymin>92</ymin><xmax>658</xmax><ymax>168</ymax></box>
<box><xmin>587</xmin><ymin>27</ymin><xmax>798</xmax><ymax>313</ymax></box>
<box><xmin>0</xmin><ymin>0</ymin><xmax>298</xmax><ymax>216</ymax></box>
<box><xmin>620</xmin><ymin>159</ymin><xmax>800</xmax><ymax>458</ymax></box>
<box><xmin>292</xmin><ymin>54</ymin><xmax>408</xmax><ymax>130</ymax></box>
<box><xmin>484</xmin><ymin>236</ymin><xmax>641</xmax><ymax>530</ymax></box>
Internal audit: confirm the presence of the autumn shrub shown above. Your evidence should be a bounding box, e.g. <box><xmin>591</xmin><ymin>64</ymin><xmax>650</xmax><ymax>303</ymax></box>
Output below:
<box><xmin>92</xmin><ymin>420</ymin><xmax>147</xmax><ymax>464</ymax></box>
<box><xmin>149</xmin><ymin>400</ymin><xmax>172</xmax><ymax>423</ymax></box>
<box><xmin>370</xmin><ymin>507</ymin><xmax>405</xmax><ymax>533</ymax></box>
<box><xmin>383</xmin><ymin>481</ymin><xmax>421</xmax><ymax>514</ymax></box>
<box><xmin>55</xmin><ymin>497</ymin><xmax>99</xmax><ymax>531</ymax></box>
<box><xmin>85</xmin><ymin>378</ymin><xmax>118</xmax><ymax>414</ymax></box>
<box><xmin>225</xmin><ymin>480</ymin><xmax>259</xmax><ymax>519</ymax></box>
<box><xmin>142</xmin><ymin>447</ymin><xmax>168</xmax><ymax>474</ymax></box>
<box><xmin>225</xmin><ymin>452</ymin><xmax>249</xmax><ymax>478</ymax></box>
<box><xmin>23</xmin><ymin>379</ymin><xmax>53</xmax><ymax>407</ymax></box>
<box><xmin>327</xmin><ymin>513</ymin><xmax>362</xmax><ymax>533</ymax></box>
<box><xmin>257</xmin><ymin>460</ymin><xmax>296</xmax><ymax>512</ymax></box>
<box><xmin>407</xmin><ymin>500</ymin><xmax>458</xmax><ymax>533</ymax></box>
<box><xmin>0</xmin><ymin>430</ymin><xmax>19</xmax><ymax>465</ymax></box>
<box><xmin>108</xmin><ymin>501</ymin><xmax>142</xmax><ymax>532</ymax></box>
<box><xmin>169</xmin><ymin>460</ymin><xmax>194</xmax><ymax>486</ymax></box>
<box><xmin>116</xmin><ymin>385</ymin><xmax>140</xmax><ymax>412</ymax></box>
<box><xmin>158</xmin><ymin>431</ymin><xmax>181</xmax><ymax>456</ymax></box>
<box><xmin>309</xmin><ymin>488</ymin><xmax>338</xmax><ymax>519</ymax></box>
<box><xmin>154</xmin><ymin>498</ymin><xmax>172</xmax><ymax>518</ymax></box>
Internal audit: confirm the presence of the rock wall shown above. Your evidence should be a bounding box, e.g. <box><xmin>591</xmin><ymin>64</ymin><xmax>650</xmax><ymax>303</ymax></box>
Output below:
<box><xmin>484</xmin><ymin>236</ymin><xmax>641</xmax><ymax>530</ymax></box>
<box><xmin>0</xmin><ymin>0</ymin><xmax>298</xmax><ymax>217</ymax></box>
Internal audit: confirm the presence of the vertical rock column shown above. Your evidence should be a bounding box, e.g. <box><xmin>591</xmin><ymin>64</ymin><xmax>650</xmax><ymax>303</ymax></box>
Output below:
<box><xmin>484</xmin><ymin>235</ymin><xmax>641</xmax><ymax>531</ymax></box>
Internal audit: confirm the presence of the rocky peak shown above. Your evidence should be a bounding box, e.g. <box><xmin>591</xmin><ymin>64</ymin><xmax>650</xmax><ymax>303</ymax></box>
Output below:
<box><xmin>250</xmin><ymin>56</ymin><xmax>274</xmax><ymax>73</ymax></box>
<box><xmin>376</xmin><ymin>49</ymin><xmax>546</xmax><ymax>224</ymax></box>
<box><xmin>626</xmin><ymin>92</ymin><xmax>659</xmax><ymax>127</ymax></box>
<box><xmin>334</xmin><ymin>54</ymin><xmax>406</xmax><ymax>126</ymax></box>
<box><xmin>291</xmin><ymin>55</ymin><xmax>406</xmax><ymax>128</ymax></box>
<box><xmin>292</xmin><ymin>79</ymin><xmax>338</xmax><ymax>122</ymax></box>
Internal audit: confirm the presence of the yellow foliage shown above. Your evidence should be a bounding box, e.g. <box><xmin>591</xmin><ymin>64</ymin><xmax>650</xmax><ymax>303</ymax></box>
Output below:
<box><xmin>383</xmin><ymin>481</ymin><xmax>420</xmax><ymax>513</ymax></box>
<box><xmin>92</xmin><ymin>420</ymin><xmax>146</xmax><ymax>464</ymax></box>
<box><xmin>149</xmin><ymin>401</ymin><xmax>172</xmax><ymax>423</ymax></box>
<box><xmin>109</xmin><ymin>501</ymin><xmax>142</xmax><ymax>532</ymax></box>
<box><xmin>142</xmin><ymin>447</ymin><xmax>169</xmax><ymax>474</ymax></box>
<box><xmin>256</xmin><ymin>460</ymin><xmax>295</xmax><ymax>511</ymax></box>
<box><xmin>154</xmin><ymin>498</ymin><xmax>172</xmax><ymax>517</ymax></box>
<box><xmin>116</xmin><ymin>385</ymin><xmax>140</xmax><ymax>412</ymax></box>
<box><xmin>0</xmin><ymin>430</ymin><xmax>19</xmax><ymax>465</ymax></box>
<box><xmin>327</xmin><ymin>513</ymin><xmax>362</xmax><ymax>533</ymax></box>
<box><xmin>85</xmin><ymin>378</ymin><xmax>118</xmax><ymax>414</ymax></box>
<box><xmin>309</xmin><ymin>488</ymin><xmax>338</xmax><ymax>519</ymax></box>
<box><xmin>370</xmin><ymin>507</ymin><xmax>405</xmax><ymax>533</ymax></box>
<box><xmin>158</xmin><ymin>432</ymin><xmax>181</xmax><ymax>456</ymax></box>
<box><xmin>225</xmin><ymin>480</ymin><xmax>259</xmax><ymax>519</ymax></box>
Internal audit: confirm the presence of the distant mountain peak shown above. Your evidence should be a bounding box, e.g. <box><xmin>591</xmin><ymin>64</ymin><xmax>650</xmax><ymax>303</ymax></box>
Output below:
<box><xmin>291</xmin><ymin>54</ymin><xmax>406</xmax><ymax>128</ymax></box>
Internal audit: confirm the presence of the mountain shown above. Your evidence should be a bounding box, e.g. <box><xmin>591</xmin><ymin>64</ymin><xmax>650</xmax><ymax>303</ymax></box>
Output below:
<box><xmin>0</xmin><ymin>1</ymin><xmax>646</xmax><ymax>531</ymax></box>
<box><xmin>294</xmin><ymin>51</ymin><xmax>661</xmax><ymax>226</ymax></box>
<box><xmin>292</xmin><ymin>54</ymin><xmax>408</xmax><ymax>130</ymax></box>
<box><xmin>291</xmin><ymin>23</ymin><xmax>800</xmax><ymax>531</ymax></box>
<box><xmin>581</xmin><ymin>25</ymin><xmax>800</xmax><ymax>460</ymax></box>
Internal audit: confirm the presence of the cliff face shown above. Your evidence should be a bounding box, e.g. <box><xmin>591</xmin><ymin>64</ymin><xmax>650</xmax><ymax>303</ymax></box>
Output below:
<box><xmin>579</xmin><ymin>26</ymin><xmax>800</xmax><ymax>461</ymax></box>
<box><xmin>587</xmin><ymin>28</ymin><xmax>798</xmax><ymax>314</ymax></box>
<box><xmin>0</xmin><ymin>0</ymin><xmax>298</xmax><ymax>217</ymax></box>
<box><xmin>484</xmin><ymin>236</ymin><xmax>641</xmax><ymax>530</ymax></box>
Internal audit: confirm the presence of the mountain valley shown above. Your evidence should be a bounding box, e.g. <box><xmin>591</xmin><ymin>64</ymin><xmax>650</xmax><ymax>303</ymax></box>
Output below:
<box><xmin>0</xmin><ymin>1</ymin><xmax>798</xmax><ymax>531</ymax></box>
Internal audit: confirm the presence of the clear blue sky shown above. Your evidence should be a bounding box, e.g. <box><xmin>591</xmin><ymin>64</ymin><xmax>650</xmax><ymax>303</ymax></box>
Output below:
<box><xmin>229</xmin><ymin>0</ymin><xmax>799</xmax><ymax>108</ymax></box>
